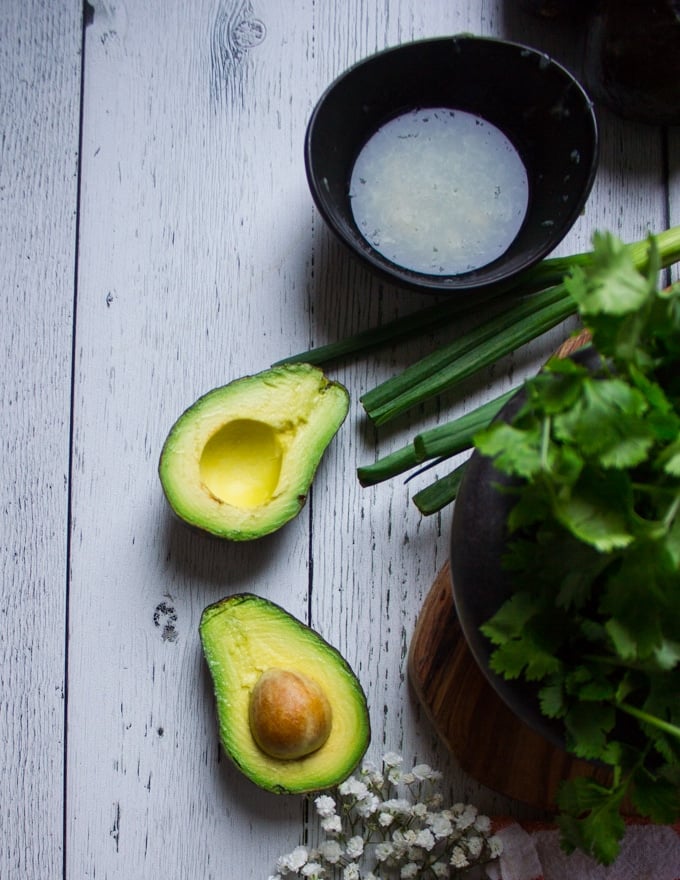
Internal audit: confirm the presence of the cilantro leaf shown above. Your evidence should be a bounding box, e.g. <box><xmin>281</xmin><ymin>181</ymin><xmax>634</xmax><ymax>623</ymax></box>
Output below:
<box><xmin>564</xmin><ymin>231</ymin><xmax>655</xmax><ymax>318</ymax></box>
<box><xmin>552</xmin><ymin>469</ymin><xmax>634</xmax><ymax>551</ymax></box>
<box><xmin>473</xmin><ymin>421</ymin><xmax>544</xmax><ymax>479</ymax></box>
<box><xmin>553</xmin><ymin>376</ymin><xmax>654</xmax><ymax>469</ymax></box>
<box><xmin>631</xmin><ymin>766</ymin><xmax>680</xmax><ymax>823</ymax></box>
<box><xmin>557</xmin><ymin>776</ymin><xmax>627</xmax><ymax>865</ymax></box>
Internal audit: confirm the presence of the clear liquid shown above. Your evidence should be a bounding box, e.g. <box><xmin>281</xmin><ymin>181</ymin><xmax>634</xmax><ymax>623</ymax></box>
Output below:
<box><xmin>349</xmin><ymin>108</ymin><xmax>529</xmax><ymax>276</ymax></box>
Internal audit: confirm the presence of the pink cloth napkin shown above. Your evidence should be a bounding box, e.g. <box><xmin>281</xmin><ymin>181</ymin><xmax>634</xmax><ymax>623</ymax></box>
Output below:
<box><xmin>486</xmin><ymin>819</ymin><xmax>680</xmax><ymax>880</ymax></box>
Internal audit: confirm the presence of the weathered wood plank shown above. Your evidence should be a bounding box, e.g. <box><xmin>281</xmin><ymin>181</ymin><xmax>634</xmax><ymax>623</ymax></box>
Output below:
<box><xmin>0</xmin><ymin>0</ymin><xmax>82</xmax><ymax>875</ymax></box>
<box><xmin>63</xmin><ymin>1</ymin><xmax>676</xmax><ymax>878</ymax></box>
<box><xmin>68</xmin><ymin>2</ymin><xmax>316</xmax><ymax>876</ymax></box>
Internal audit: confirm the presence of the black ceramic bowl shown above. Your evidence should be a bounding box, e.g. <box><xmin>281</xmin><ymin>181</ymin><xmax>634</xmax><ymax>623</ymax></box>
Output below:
<box><xmin>305</xmin><ymin>35</ymin><xmax>599</xmax><ymax>295</ymax></box>
<box><xmin>449</xmin><ymin>389</ymin><xmax>565</xmax><ymax>747</ymax></box>
<box><xmin>449</xmin><ymin>347</ymin><xmax>599</xmax><ymax>747</ymax></box>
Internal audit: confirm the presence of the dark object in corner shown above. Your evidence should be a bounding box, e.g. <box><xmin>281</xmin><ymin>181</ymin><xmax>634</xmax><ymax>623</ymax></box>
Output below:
<box><xmin>583</xmin><ymin>0</ymin><xmax>680</xmax><ymax>125</ymax></box>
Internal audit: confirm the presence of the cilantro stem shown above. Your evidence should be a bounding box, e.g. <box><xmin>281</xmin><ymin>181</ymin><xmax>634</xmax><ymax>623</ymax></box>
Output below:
<box><xmin>540</xmin><ymin>416</ymin><xmax>552</xmax><ymax>471</ymax></box>
<box><xmin>663</xmin><ymin>494</ymin><xmax>680</xmax><ymax>530</ymax></box>
<box><xmin>616</xmin><ymin>701</ymin><xmax>680</xmax><ymax>741</ymax></box>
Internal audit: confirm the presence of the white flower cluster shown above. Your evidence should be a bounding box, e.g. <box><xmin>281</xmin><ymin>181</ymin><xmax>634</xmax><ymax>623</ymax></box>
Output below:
<box><xmin>269</xmin><ymin>753</ymin><xmax>502</xmax><ymax>879</ymax></box>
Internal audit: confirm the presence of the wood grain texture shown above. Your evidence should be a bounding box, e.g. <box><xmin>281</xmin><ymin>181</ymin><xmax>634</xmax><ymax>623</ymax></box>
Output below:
<box><xmin>1</xmin><ymin>0</ymin><xmax>676</xmax><ymax>876</ymax></box>
<box><xmin>0</xmin><ymin>1</ymin><xmax>82</xmax><ymax>876</ymax></box>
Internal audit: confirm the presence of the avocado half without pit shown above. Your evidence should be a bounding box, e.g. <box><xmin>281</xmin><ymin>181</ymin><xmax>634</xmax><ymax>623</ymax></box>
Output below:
<box><xmin>158</xmin><ymin>364</ymin><xmax>350</xmax><ymax>540</ymax></box>
<box><xmin>200</xmin><ymin>593</ymin><xmax>371</xmax><ymax>794</ymax></box>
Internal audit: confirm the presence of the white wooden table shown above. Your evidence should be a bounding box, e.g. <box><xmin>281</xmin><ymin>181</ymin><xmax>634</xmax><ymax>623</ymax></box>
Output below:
<box><xmin>2</xmin><ymin>1</ymin><xmax>678</xmax><ymax>876</ymax></box>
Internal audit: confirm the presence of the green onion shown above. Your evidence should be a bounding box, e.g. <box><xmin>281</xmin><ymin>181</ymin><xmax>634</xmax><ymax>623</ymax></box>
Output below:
<box><xmin>361</xmin><ymin>227</ymin><xmax>680</xmax><ymax>426</ymax></box>
<box><xmin>358</xmin><ymin>388</ymin><xmax>515</xmax><ymax>487</ymax></box>
<box><xmin>413</xmin><ymin>388</ymin><xmax>516</xmax><ymax>461</ymax></box>
<box><xmin>362</xmin><ymin>290</ymin><xmax>575</xmax><ymax>425</ymax></box>
<box><xmin>412</xmin><ymin>464</ymin><xmax>467</xmax><ymax>515</ymax></box>
<box><xmin>357</xmin><ymin>442</ymin><xmax>419</xmax><ymax>487</ymax></box>
<box><xmin>272</xmin><ymin>228</ymin><xmax>680</xmax><ymax>371</ymax></box>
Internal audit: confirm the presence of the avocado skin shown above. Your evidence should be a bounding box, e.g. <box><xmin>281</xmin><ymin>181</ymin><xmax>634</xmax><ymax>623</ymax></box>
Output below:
<box><xmin>159</xmin><ymin>363</ymin><xmax>350</xmax><ymax>541</ymax></box>
<box><xmin>199</xmin><ymin>593</ymin><xmax>371</xmax><ymax>794</ymax></box>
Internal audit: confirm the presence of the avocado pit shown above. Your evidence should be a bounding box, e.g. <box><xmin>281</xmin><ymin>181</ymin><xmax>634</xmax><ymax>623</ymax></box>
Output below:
<box><xmin>249</xmin><ymin>668</ymin><xmax>333</xmax><ymax>760</ymax></box>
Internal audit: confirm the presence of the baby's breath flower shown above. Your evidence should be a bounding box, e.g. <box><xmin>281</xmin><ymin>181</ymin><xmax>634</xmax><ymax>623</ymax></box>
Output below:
<box><xmin>315</xmin><ymin>795</ymin><xmax>337</xmax><ymax>819</ymax></box>
<box><xmin>411</xmin><ymin>763</ymin><xmax>441</xmax><ymax>782</ymax></box>
<box><xmin>321</xmin><ymin>815</ymin><xmax>342</xmax><ymax>834</ymax></box>
<box><xmin>455</xmin><ymin>804</ymin><xmax>478</xmax><ymax>830</ymax></box>
<box><xmin>414</xmin><ymin>829</ymin><xmax>436</xmax><ymax>852</ymax></box>
<box><xmin>338</xmin><ymin>777</ymin><xmax>369</xmax><ymax>799</ymax></box>
<box><xmin>381</xmin><ymin>798</ymin><xmax>412</xmax><ymax>816</ymax></box>
<box><xmin>427</xmin><ymin>813</ymin><xmax>453</xmax><ymax>839</ymax></box>
<box><xmin>346</xmin><ymin>837</ymin><xmax>364</xmax><ymax>859</ymax></box>
<box><xmin>375</xmin><ymin>841</ymin><xmax>394</xmax><ymax>862</ymax></box>
<box><xmin>277</xmin><ymin>846</ymin><xmax>309</xmax><ymax>873</ymax></box>
<box><xmin>427</xmin><ymin>793</ymin><xmax>444</xmax><ymax>810</ymax></box>
<box><xmin>386</xmin><ymin>765</ymin><xmax>404</xmax><ymax>784</ymax></box>
<box><xmin>465</xmin><ymin>835</ymin><xmax>483</xmax><ymax>859</ymax></box>
<box><xmin>342</xmin><ymin>864</ymin><xmax>359</xmax><ymax>880</ymax></box>
<box><xmin>360</xmin><ymin>760</ymin><xmax>385</xmax><ymax>787</ymax></box>
<box><xmin>318</xmin><ymin>841</ymin><xmax>343</xmax><ymax>864</ymax></box>
<box><xmin>489</xmin><ymin>835</ymin><xmax>503</xmax><ymax>858</ymax></box>
<box><xmin>355</xmin><ymin>793</ymin><xmax>380</xmax><ymax>817</ymax></box>
<box><xmin>450</xmin><ymin>846</ymin><xmax>469</xmax><ymax>869</ymax></box>
<box><xmin>474</xmin><ymin>814</ymin><xmax>491</xmax><ymax>834</ymax></box>
<box><xmin>382</xmin><ymin>752</ymin><xmax>403</xmax><ymax>768</ymax></box>
<box><xmin>270</xmin><ymin>751</ymin><xmax>502</xmax><ymax>879</ymax></box>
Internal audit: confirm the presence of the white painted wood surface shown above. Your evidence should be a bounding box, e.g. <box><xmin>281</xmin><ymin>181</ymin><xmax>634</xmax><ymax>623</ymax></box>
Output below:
<box><xmin>1</xmin><ymin>1</ymin><xmax>81</xmax><ymax>875</ymax></box>
<box><xmin>2</xmin><ymin>1</ymin><xmax>677</xmax><ymax>877</ymax></box>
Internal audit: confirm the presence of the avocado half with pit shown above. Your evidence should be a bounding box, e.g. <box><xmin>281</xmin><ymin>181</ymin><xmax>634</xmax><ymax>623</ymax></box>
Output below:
<box><xmin>200</xmin><ymin>593</ymin><xmax>371</xmax><ymax>794</ymax></box>
<box><xmin>159</xmin><ymin>364</ymin><xmax>349</xmax><ymax>540</ymax></box>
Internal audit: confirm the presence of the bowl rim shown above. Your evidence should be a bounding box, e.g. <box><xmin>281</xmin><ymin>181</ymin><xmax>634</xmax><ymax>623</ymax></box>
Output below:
<box><xmin>304</xmin><ymin>33</ymin><xmax>600</xmax><ymax>295</ymax></box>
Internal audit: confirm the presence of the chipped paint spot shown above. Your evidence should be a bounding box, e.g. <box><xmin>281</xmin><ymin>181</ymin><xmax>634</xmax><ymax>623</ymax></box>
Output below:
<box><xmin>110</xmin><ymin>801</ymin><xmax>121</xmax><ymax>851</ymax></box>
<box><xmin>153</xmin><ymin>600</ymin><xmax>179</xmax><ymax>642</ymax></box>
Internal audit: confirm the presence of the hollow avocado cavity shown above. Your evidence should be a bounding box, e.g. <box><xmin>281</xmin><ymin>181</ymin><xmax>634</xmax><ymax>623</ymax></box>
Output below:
<box><xmin>199</xmin><ymin>419</ymin><xmax>283</xmax><ymax>509</ymax></box>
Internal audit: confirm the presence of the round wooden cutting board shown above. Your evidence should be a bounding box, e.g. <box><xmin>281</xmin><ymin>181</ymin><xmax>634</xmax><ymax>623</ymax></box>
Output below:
<box><xmin>408</xmin><ymin>560</ymin><xmax>620</xmax><ymax>811</ymax></box>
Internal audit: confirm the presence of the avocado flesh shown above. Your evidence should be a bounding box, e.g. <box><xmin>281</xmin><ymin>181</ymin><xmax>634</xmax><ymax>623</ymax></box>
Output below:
<box><xmin>199</xmin><ymin>593</ymin><xmax>371</xmax><ymax>794</ymax></box>
<box><xmin>159</xmin><ymin>364</ymin><xmax>349</xmax><ymax>540</ymax></box>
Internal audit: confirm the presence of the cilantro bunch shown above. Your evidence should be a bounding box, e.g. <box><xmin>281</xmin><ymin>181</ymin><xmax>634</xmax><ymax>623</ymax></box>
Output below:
<box><xmin>475</xmin><ymin>232</ymin><xmax>680</xmax><ymax>865</ymax></box>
